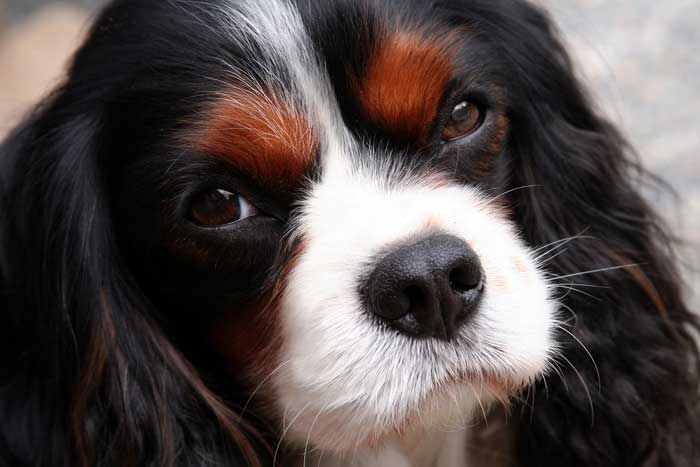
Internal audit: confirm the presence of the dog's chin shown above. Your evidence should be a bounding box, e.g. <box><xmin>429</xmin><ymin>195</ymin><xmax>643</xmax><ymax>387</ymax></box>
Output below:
<box><xmin>270</xmin><ymin>351</ymin><xmax>543</xmax><ymax>454</ymax></box>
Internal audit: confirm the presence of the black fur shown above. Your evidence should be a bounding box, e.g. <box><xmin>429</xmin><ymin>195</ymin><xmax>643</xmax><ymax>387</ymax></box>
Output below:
<box><xmin>1</xmin><ymin>1</ymin><xmax>698</xmax><ymax>466</ymax></box>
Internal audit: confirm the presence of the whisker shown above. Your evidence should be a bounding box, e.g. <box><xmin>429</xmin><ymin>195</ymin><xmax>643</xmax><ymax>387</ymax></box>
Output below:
<box><xmin>238</xmin><ymin>360</ymin><xmax>290</xmax><ymax>420</ymax></box>
<box><xmin>555</xmin><ymin>324</ymin><xmax>601</xmax><ymax>392</ymax></box>
<box><xmin>540</xmin><ymin>370</ymin><xmax>549</xmax><ymax>399</ymax></box>
<box><xmin>531</xmin><ymin>229</ymin><xmax>592</xmax><ymax>255</ymax></box>
<box><xmin>557</xmin><ymin>353</ymin><xmax>595</xmax><ymax>427</ymax></box>
<box><xmin>556</xmin><ymin>302</ymin><xmax>579</xmax><ymax>327</ymax></box>
<box><xmin>548</xmin><ymin>359</ymin><xmax>569</xmax><ymax>393</ymax></box>
<box><xmin>315</xmin><ymin>445</ymin><xmax>326</xmax><ymax>467</ymax></box>
<box><xmin>303</xmin><ymin>404</ymin><xmax>328</xmax><ymax>467</ymax></box>
<box><xmin>470</xmin><ymin>384</ymin><xmax>489</xmax><ymax>428</ymax></box>
<box><xmin>164</xmin><ymin>149</ymin><xmax>189</xmax><ymax>176</ymax></box>
<box><xmin>551</xmin><ymin>263</ymin><xmax>642</xmax><ymax>280</ymax></box>
<box><xmin>536</xmin><ymin>247</ymin><xmax>571</xmax><ymax>266</ymax></box>
<box><xmin>481</xmin><ymin>184</ymin><xmax>541</xmax><ymax>209</ymax></box>
<box><xmin>548</xmin><ymin>282</ymin><xmax>611</xmax><ymax>289</ymax></box>
<box><xmin>274</xmin><ymin>401</ymin><xmax>313</xmax><ymax>467</ymax></box>
<box><xmin>551</xmin><ymin>284</ymin><xmax>601</xmax><ymax>302</ymax></box>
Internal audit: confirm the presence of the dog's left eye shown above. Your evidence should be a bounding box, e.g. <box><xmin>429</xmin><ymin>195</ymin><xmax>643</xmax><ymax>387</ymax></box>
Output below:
<box><xmin>442</xmin><ymin>101</ymin><xmax>482</xmax><ymax>141</ymax></box>
<box><xmin>189</xmin><ymin>188</ymin><xmax>258</xmax><ymax>226</ymax></box>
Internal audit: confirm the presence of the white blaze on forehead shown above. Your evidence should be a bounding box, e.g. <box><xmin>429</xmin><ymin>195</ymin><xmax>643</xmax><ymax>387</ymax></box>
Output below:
<box><xmin>206</xmin><ymin>0</ymin><xmax>347</xmax><ymax>154</ymax></box>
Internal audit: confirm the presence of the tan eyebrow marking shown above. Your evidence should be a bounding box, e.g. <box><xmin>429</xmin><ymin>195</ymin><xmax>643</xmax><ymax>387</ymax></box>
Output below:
<box><xmin>191</xmin><ymin>88</ymin><xmax>318</xmax><ymax>190</ymax></box>
<box><xmin>356</xmin><ymin>29</ymin><xmax>458</xmax><ymax>143</ymax></box>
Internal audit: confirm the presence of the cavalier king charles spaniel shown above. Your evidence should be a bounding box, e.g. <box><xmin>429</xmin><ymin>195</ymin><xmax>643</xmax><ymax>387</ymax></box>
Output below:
<box><xmin>1</xmin><ymin>0</ymin><xmax>698</xmax><ymax>466</ymax></box>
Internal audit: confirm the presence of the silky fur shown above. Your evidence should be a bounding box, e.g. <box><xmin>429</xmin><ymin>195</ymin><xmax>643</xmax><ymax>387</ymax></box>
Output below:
<box><xmin>0</xmin><ymin>0</ymin><xmax>698</xmax><ymax>466</ymax></box>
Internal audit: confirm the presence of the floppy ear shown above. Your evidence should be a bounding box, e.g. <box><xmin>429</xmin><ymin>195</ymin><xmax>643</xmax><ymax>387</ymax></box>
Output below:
<box><xmin>495</xmin><ymin>5</ymin><xmax>700</xmax><ymax>466</ymax></box>
<box><xmin>0</xmin><ymin>92</ymin><xmax>264</xmax><ymax>466</ymax></box>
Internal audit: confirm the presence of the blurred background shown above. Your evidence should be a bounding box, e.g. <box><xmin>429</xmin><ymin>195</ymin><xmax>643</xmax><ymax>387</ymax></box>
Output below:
<box><xmin>0</xmin><ymin>0</ymin><xmax>698</xmax><ymax>304</ymax></box>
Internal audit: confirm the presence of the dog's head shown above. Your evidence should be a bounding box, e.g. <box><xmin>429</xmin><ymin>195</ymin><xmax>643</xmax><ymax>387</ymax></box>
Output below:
<box><xmin>116</xmin><ymin>0</ymin><xmax>560</xmax><ymax>449</ymax></box>
<box><xmin>2</xmin><ymin>1</ymin><xmax>697</xmax><ymax>466</ymax></box>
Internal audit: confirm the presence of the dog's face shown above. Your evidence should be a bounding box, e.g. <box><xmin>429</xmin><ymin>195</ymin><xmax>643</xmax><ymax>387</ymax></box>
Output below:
<box><xmin>109</xmin><ymin>0</ymin><xmax>558</xmax><ymax>452</ymax></box>
<box><xmin>4</xmin><ymin>1</ymin><xmax>698</xmax><ymax>465</ymax></box>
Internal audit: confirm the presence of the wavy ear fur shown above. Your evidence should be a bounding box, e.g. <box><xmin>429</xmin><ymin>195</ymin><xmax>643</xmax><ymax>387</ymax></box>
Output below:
<box><xmin>491</xmin><ymin>4</ymin><xmax>700</xmax><ymax>466</ymax></box>
<box><xmin>0</xmin><ymin>93</ymin><xmax>262</xmax><ymax>467</ymax></box>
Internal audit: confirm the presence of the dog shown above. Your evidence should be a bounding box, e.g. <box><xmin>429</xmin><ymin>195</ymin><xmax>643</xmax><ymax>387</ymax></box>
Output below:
<box><xmin>1</xmin><ymin>0</ymin><xmax>698</xmax><ymax>466</ymax></box>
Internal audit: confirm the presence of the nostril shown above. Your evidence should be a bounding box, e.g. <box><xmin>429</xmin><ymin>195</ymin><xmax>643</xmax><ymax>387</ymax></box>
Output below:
<box><xmin>401</xmin><ymin>283</ymin><xmax>436</xmax><ymax>323</ymax></box>
<box><xmin>448</xmin><ymin>264</ymin><xmax>483</xmax><ymax>294</ymax></box>
<box><xmin>404</xmin><ymin>284</ymin><xmax>426</xmax><ymax>309</ymax></box>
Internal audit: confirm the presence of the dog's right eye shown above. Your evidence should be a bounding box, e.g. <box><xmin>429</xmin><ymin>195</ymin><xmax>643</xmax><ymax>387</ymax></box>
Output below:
<box><xmin>189</xmin><ymin>188</ymin><xmax>258</xmax><ymax>227</ymax></box>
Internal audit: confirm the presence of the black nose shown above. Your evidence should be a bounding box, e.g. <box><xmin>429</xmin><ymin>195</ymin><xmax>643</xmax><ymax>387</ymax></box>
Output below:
<box><xmin>362</xmin><ymin>234</ymin><xmax>484</xmax><ymax>340</ymax></box>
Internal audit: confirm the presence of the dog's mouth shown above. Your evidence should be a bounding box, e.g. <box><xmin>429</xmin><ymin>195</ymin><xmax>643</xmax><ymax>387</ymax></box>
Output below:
<box><xmin>265</xmin><ymin>333</ymin><xmax>546</xmax><ymax>454</ymax></box>
<box><xmin>451</xmin><ymin>368</ymin><xmax>526</xmax><ymax>396</ymax></box>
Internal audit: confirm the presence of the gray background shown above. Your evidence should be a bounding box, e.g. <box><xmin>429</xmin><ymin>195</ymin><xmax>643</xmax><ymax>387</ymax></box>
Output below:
<box><xmin>1</xmin><ymin>0</ymin><xmax>698</xmax><ymax>303</ymax></box>
<box><xmin>3</xmin><ymin>0</ymin><xmax>103</xmax><ymax>19</ymax></box>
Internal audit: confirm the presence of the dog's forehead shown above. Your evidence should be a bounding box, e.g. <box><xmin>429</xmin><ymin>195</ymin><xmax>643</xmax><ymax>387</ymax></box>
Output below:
<box><xmin>298</xmin><ymin>0</ymin><xmax>461</xmax><ymax>143</ymax></box>
<box><xmin>182</xmin><ymin>0</ymin><xmax>463</xmax><ymax>192</ymax></box>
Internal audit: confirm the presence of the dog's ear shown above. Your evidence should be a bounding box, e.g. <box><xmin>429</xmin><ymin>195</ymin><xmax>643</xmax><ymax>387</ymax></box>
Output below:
<box><xmin>489</xmin><ymin>4</ymin><xmax>700</xmax><ymax>466</ymax></box>
<box><xmin>0</xmin><ymin>89</ymin><xmax>263</xmax><ymax>466</ymax></box>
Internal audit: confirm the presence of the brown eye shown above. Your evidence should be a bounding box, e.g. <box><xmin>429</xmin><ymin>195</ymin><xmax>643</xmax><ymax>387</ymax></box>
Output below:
<box><xmin>189</xmin><ymin>189</ymin><xmax>257</xmax><ymax>226</ymax></box>
<box><xmin>441</xmin><ymin>101</ymin><xmax>482</xmax><ymax>141</ymax></box>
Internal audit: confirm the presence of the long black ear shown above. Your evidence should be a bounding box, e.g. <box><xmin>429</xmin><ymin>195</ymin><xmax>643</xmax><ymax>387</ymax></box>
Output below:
<box><xmin>0</xmin><ymin>92</ymin><xmax>263</xmax><ymax>466</ymax></box>
<box><xmin>493</xmin><ymin>3</ymin><xmax>700</xmax><ymax>466</ymax></box>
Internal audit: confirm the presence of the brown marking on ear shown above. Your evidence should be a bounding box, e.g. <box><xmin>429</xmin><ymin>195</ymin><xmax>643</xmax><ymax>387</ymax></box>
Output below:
<box><xmin>71</xmin><ymin>294</ymin><xmax>115</xmax><ymax>467</ymax></box>
<box><xmin>191</xmin><ymin>89</ymin><xmax>317</xmax><ymax>190</ymax></box>
<box><xmin>161</xmin><ymin>336</ymin><xmax>266</xmax><ymax>465</ymax></box>
<box><xmin>609</xmin><ymin>252</ymin><xmax>670</xmax><ymax>320</ymax></box>
<box><xmin>625</xmin><ymin>265</ymin><xmax>669</xmax><ymax>319</ymax></box>
<box><xmin>357</xmin><ymin>29</ymin><xmax>458</xmax><ymax>142</ymax></box>
<box><xmin>607</xmin><ymin>251</ymin><xmax>688</xmax><ymax>344</ymax></box>
<box><xmin>73</xmin><ymin>294</ymin><xmax>265</xmax><ymax>467</ymax></box>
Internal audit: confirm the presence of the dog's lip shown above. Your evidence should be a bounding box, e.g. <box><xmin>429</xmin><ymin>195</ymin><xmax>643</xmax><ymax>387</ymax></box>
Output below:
<box><xmin>416</xmin><ymin>369</ymin><xmax>523</xmax><ymax>420</ymax></box>
<box><xmin>275</xmin><ymin>367</ymin><xmax>523</xmax><ymax>451</ymax></box>
<box><xmin>380</xmin><ymin>370</ymin><xmax>517</xmax><ymax>443</ymax></box>
<box><xmin>442</xmin><ymin>368</ymin><xmax>524</xmax><ymax>397</ymax></box>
